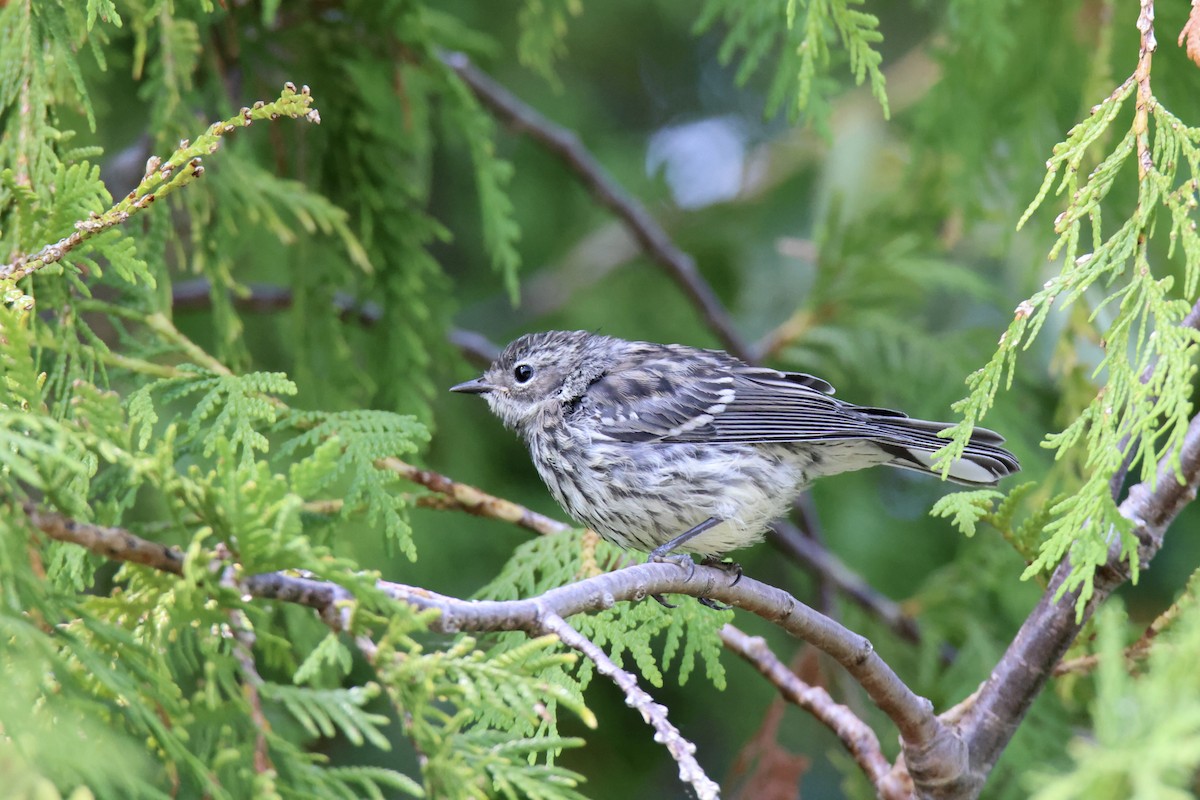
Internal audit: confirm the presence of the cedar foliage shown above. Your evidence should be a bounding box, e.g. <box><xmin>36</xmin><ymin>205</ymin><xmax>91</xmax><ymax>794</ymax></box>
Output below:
<box><xmin>2</xmin><ymin>1</ymin><xmax>1200</xmax><ymax>799</ymax></box>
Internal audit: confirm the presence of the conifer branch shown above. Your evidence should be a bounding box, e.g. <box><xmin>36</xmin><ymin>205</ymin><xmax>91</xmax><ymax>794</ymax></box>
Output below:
<box><xmin>0</xmin><ymin>84</ymin><xmax>320</xmax><ymax>283</ymax></box>
<box><xmin>769</xmin><ymin>519</ymin><xmax>924</xmax><ymax>644</ymax></box>
<box><xmin>377</xmin><ymin>456</ymin><xmax>570</xmax><ymax>537</ymax></box>
<box><xmin>19</xmin><ymin>500</ymin><xmax>954</xmax><ymax>797</ymax></box>
<box><xmin>952</xmin><ymin>407</ymin><xmax>1200</xmax><ymax>798</ymax></box>
<box><xmin>441</xmin><ymin>51</ymin><xmax>753</xmax><ymax>362</ymax></box>
<box><xmin>720</xmin><ymin>624</ymin><xmax>907</xmax><ymax>799</ymax></box>
<box><xmin>539</xmin><ymin>610</ymin><xmax>720</xmax><ymax>800</ymax></box>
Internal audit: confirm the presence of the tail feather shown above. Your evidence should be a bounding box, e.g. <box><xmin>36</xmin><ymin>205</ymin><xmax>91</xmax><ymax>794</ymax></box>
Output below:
<box><xmin>868</xmin><ymin>417</ymin><xmax>1020</xmax><ymax>487</ymax></box>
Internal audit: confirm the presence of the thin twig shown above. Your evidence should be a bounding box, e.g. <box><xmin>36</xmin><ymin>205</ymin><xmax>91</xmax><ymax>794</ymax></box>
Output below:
<box><xmin>377</xmin><ymin>457</ymin><xmax>570</xmax><ymax>536</ymax></box>
<box><xmin>1133</xmin><ymin>0</ymin><xmax>1157</xmax><ymax>181</ymax></box>
<box><xmin>171</xmin><ymin>278</ymin><xmax>499</xmax><ymax>367</ymax></box>
<box><xmin>20</xmin><ymin>501</ymin><xmax>952</xmax><ymax>796</ymax></box>
<box><xmin>220</xmin><ymin>565</ymin><xmax>274</xmax><ymax>775</ymax></box>
<box><xmin>441</xmin><ymin>51</ymin><xmax>752</xmax><ymax>362</ymax></box>
<box><xmin>542</xmin><ymin>611</ymin><xmax>719</xmax><ymax>800</ymax></box>
<box><xmin>26</xmin><ymin>502</ymin><xmax>185</xmax><ymax>574</ymax></box>
<box><xmin>144</xmin><ymin>312</ymin><xmax>234</xmax><ymax>376</ymax></box>
<box><xmin>1</xmin><ymin>85</ymin><xmax>320</xmax><ymax>282</ymax></box>
<box><xmin>769</xmin><ymin>521</ymin><xmax>922</xmax><ymax>644</ymax></box>
<box><xmin>720</xmin><ymin>625</ymin><xmax>907</xmax><ymax>799</ymax></box>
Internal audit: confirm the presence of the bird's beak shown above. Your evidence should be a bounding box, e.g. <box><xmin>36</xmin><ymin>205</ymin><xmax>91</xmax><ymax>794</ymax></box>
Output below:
<box><xmin>449</xmin><ymin>377</ymin><xmax>496</xmax><ymax>395</ymax></box>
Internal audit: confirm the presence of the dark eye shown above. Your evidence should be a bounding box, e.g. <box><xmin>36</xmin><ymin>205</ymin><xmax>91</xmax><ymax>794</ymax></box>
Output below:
<box><xmin>513</xmin><ymin>363</ymin><xmax>534</xmax><ymax>383</ymax></box>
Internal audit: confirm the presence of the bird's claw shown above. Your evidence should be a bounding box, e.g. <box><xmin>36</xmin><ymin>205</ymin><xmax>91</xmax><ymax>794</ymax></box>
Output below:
<box><xmin>701</xmin><ymin>556</ymin><xmax>743</xmax><ymax>587</ymax></box>
<box><xmin>697</xmin><ymin>596</ymin><xmax>732</xmax><ymax>611</ymax></box>
<box><xmin>650</xmin><ymin>552</ymin><xmax>696</xmax><ymax>580</ymax></box>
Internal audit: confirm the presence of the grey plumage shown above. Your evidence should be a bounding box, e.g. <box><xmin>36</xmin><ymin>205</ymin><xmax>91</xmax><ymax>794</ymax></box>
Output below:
<box><xmin>451</xmin><ymin>330</ymin><xmax>1019</xmax><ymax>559</ymax></box>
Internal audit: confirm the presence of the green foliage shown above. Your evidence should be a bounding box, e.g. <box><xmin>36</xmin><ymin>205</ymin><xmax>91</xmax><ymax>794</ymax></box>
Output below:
<box><xmin>264</xmin><ymin>683</ymin><xmax>392</xmax><ymax>749</ymax></box>
<box><xmin>931</xmin><ymin>482</ymin><xmax>1052</xmax><ymax>562</ymax></box>
<box><xmin>0</xmin><ymin>23</ymin><xmax>584</xmax><ymax>788</ymax></box>
<box><xmin>517</xmin><ymin>0</ymin><xmax>582</xmax><ymax>86</ymax></box>
<box><xmin>773</xmin><ymin>202</ymin><xmax>995</xmax><ymax>398</ymax></box>
<box><xmin>695</xmin><ymin>0</ymin><xmax>888</xmax><ymax>126</ymax></box>
<box><xmin>1028</xmin><ymin>595</ymin><xmax>1200</xmax><ymax>800</ymax></box>
<box><xmin>283</xmin><ymin>410</ymin><xmax>430</xmax><ymax>558</ymax></box>
<box><xmin>479</xmin><ymin>532</ymin><xmax>729</xmax><ymax>691</ymax></box>
<box><xmin>5</xmin><ymin>1</ymin><xmax>1200</xmax><ymax>799</ymax></box>
<box><xmin>939</xmin><ymin>47</ymin><xmax>1200</xmax><ymax>614</ymax></box>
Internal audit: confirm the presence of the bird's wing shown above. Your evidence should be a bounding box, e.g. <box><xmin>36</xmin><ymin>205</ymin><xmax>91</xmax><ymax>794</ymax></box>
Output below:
<box><xmin>576</xmin><ymin>351</ymin><xmax>899</xmax><ymax>444</ymax></box>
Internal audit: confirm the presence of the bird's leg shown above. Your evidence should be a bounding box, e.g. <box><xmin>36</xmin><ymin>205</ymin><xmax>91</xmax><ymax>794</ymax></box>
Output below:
<box><xmin>647</xmin><ymin>517</ymin><xmax>721</xmax><ymax>567</ymax></box>
<box><xmin>648</xmin><ymin>518</ymin><xmax>726</xmax><ymax>608</ymax></box>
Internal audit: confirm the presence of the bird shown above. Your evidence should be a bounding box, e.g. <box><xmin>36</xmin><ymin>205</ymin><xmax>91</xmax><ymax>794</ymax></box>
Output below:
<box><xmin>451</xmin><ymin>330</ymin><xmax>1019</xmax><ymax>572</ymax></box>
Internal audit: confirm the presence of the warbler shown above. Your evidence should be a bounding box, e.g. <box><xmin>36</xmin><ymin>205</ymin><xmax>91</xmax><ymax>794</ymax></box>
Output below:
<box><xmin>451</xmin><ymin>330</ymin><xmax>1019</xmax><ymax>564</ymax></box>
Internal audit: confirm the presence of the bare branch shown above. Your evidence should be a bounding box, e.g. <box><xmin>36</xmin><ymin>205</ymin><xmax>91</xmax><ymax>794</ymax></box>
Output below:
<box><xmin>275</xmin><ymin>561</ymin><xmax>953</xmax><ymax>792</ymax></box>
<box><xmin>720</xmin><ymin>624</ymin><xmax>908</xmax><ymax>799</ymax></box>
<box><xmin>769</xmin><ymin>520</ymin><xmax>923</xmax><ymax>644</ymax></box>
<box><xmin>377</xmin><ymin>457</ymin><xmax>570</xmax><ymax>536</ymax></box>
<box><xmin>449</xmin><ymin>327</ymin><xmax>501</xmax><ymax>366</ymax></box>
<box><xmin>441</xmin><ymin>51</ymin><xmax>753</xmax><ymax>362</ymax></box>
<box><xmin>21</xmin><ymin>498</ymin><xmax>959</xmax><ymax>796</ymax></box>
<box><xmin>27</xmin><ymin>502</ymin><xmax>185</xmax><ymax>575</ymax></box>
<box><xmin>541</xmin><ymin>611</ymin><xmax>719</xmax><ymax>799</ymax></box>
<box><xmin>950</xmin><ymin>409</ymin><xmax>1200</xmax><ymax>798</ymax></box>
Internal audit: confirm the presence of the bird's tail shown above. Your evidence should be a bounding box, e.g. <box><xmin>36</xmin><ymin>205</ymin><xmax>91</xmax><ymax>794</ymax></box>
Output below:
<box><xmin>865</xmin><ymin>413</ymin><xmax>1020</xmax><ymax>487</ymax></box>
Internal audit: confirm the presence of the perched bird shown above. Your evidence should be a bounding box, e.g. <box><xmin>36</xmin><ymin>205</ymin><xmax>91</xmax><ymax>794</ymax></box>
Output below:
<box><xmin>451</xmin><ymin>330</ymin><xmax>1019</xmax><ymax>567</ymax></box>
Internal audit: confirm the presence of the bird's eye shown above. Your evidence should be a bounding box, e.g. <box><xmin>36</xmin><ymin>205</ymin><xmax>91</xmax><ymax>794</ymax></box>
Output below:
<box><xmin>513</xmin><ymin>364</ymin><xmax>534</xmax><ymax>383</ymax></box>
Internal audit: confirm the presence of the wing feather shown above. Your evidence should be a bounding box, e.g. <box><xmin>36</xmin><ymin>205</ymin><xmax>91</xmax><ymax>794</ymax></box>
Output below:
<box><xmin>575</xmin><ymin>351</ymin><xmax>1007</xmax><ymax>450</ymax></box>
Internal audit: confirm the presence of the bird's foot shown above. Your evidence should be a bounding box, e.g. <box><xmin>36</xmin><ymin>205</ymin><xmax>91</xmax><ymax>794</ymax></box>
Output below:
<box><xmin>649</xmin><ymin>551</ymin><xmax>697</xmax><ymax>580</ymax></box>
<box><xmin>697</xmin><ymin>596</ymin><xmax>732</xmax><ymax>611</ymax></box>
<box><xmin>651</xmin><ymin>593</ymin><xmax>677</xmax><ymax>609</ymax></box>
<box><xmin>700</xmin><ymin>556</ymin><xmax>743</xmax><ymax>587</ymax></box>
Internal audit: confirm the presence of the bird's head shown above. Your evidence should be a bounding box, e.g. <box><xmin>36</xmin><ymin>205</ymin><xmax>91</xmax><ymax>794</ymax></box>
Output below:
<box><xmin>450</xmin><ymin>330</ymin><xmax>613</xmax><ymax>434</ymax></box>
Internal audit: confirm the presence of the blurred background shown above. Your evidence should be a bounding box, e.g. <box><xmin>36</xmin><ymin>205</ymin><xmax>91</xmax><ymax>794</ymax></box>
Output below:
<box><xmin>52</xmin><ymin>0</ymin><xmax>1200</xmax><ymax>796</ymax></box>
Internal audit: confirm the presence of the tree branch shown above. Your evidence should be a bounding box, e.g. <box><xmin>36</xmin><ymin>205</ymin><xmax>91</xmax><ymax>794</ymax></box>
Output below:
<box><xmin>951</xmin><ymin>409</ymin><xmax>1200</xmax><ymax>798</ymax></box>
<box><xmin>26</xmin><ymin>502</ymin><xmax>185</xmax><ymax>575</ymax></box>
<box><xmin>720</xmin><ymin>624</ymin><xmax>907</xmax><ymax>799</ymax></box>
<box><xmin>23</xmin><ymin>499</ymin><xmax>958</xmax><ymax>796</ymax></box>
<box><xmin>378</xmin><ymin>456</ymin><xmax>570</xmax><ymax>537</ymax></box>
<box><xmin>1</xmin><ymin>85</ymin><xmax>320</xmax><ymax>282</ymax></box>
<box><xmin>541</xmin><ymin>610</ymin><xmax>719</xmax><ymax>799</ymax></box>
<box><xmin>440</xmin><ymin>51</ymin><xmax>752</xmax><ymax>362</ymax></box>
<box><xmin>769</xmin><ymin>520</ymin><xmax>923</xmax><ymax>645</ymax></box>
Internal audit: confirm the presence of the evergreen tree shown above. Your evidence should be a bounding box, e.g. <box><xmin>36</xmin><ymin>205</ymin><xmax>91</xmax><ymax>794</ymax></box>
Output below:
<box><xmin>3</xmin><ymin>2</ymin><xmax>1200</xmax><ymax>798</ymax></box>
